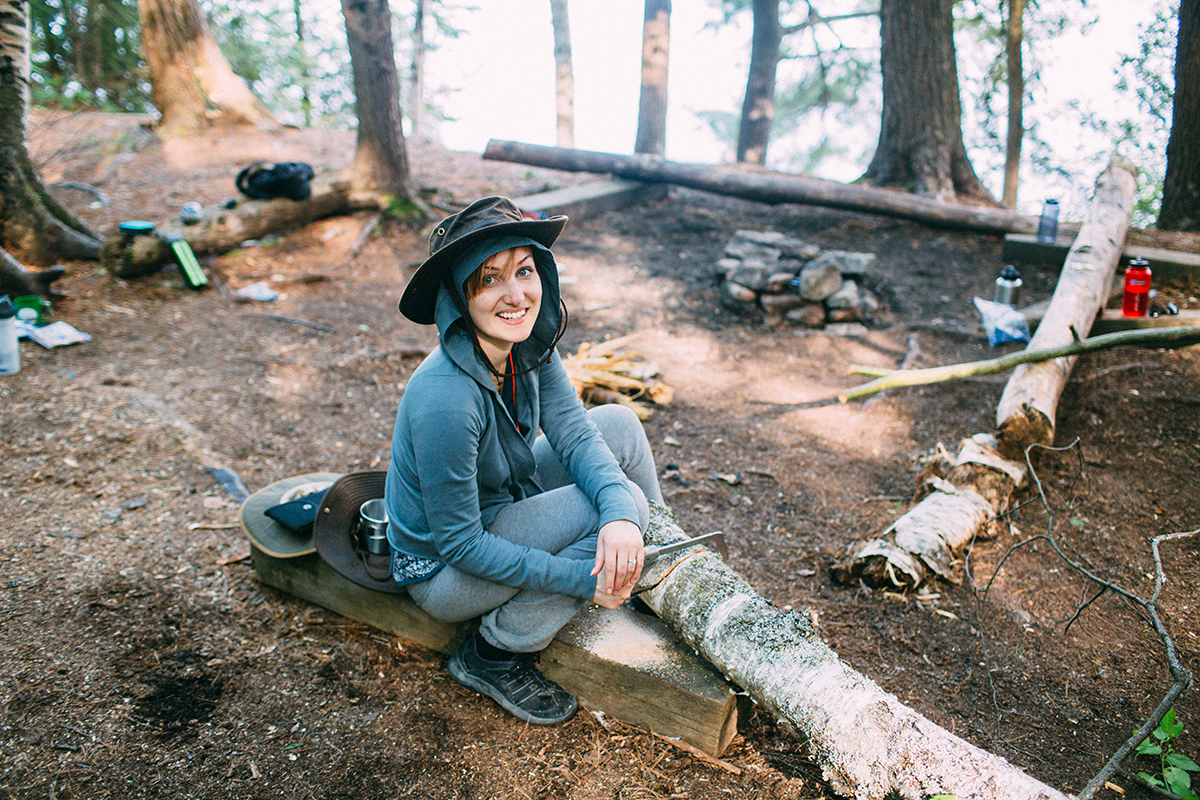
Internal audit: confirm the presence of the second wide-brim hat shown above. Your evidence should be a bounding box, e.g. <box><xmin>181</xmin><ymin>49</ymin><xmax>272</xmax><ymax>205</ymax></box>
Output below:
<box><xmin>312</xmin><ymin>471</ymin><xmax>405</xmax><ymax>594</ymax></box>
<box><xmin>399</xmin><ymin>196</ymin><xmax>567</xmax><ymax>325</ymax></box>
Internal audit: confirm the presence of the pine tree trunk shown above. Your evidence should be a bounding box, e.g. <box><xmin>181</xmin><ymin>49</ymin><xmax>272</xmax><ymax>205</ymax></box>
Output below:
<box><xmin>863</xmin><ymin>0</ymin><xmax>995</xmax><ymax>203</ymax></box>
<box><xmin>639</xmin><ymin>506</ymin><xmax>1070</xmax><ymax>800</ymax></box>
<box><xmin>549</xmin><ymin>0</ymin><xmax>574</xmax><ymax>149</ymax></box>
<box><xmin>634</xmin><ymin>0</ymin><xmax>670</xmax><ymax>156</ymax></box>
<box><xmin>138</xmin><ymin>0</ymin><xmax>276</xmax><ymax>137</ymax></box>
<box><xmin>736</xmin><ymin>0</ymin><xmax>781</xmax><ymax>165</ymax></box>
<box><xmin>0</xmin><ymin>0</ymin><xmax>100</xmax><ymax>267</ymax></box>
<box><xmin>341</xmin><ymin>0</ymin><xmax>415</xmax><ymax>204</ymax></box>
<box><xmin>1158</xmin><ymin>0</ymin><xmax>1200</xmax><ymax>231</ymax></box>
<box><xmin>1002</xmin><ymin>0</ymin><xmax>1025</xmax><ymax>208</ymax></box>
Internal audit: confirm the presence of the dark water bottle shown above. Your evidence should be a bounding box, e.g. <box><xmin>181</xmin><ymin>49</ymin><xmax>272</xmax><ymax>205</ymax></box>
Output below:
<box><xmin>1036</xmin><ymin>199</ymin><xmax>1060</xmax><ymax>243</ymax></box>
<box><xmin>993</xmin><ymin>266</ymin><xmax>1022</xmax><ymax>307</ymax></box>
<box><xmin>1122</xmin><ymin>259</ymin><xmax>1152</xmax><ymax>318</ymax></box>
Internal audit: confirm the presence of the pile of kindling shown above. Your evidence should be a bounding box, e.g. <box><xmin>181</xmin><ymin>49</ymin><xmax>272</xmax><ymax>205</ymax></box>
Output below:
<box><xmin>561</xmin><ymin>334</ymin><xmax>673</xmax><ymax>420</ymax></box>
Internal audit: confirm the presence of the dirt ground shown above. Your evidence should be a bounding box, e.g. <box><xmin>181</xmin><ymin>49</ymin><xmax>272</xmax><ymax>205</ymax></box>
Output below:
<box><xmin>2</xmin><ymin>111</ymin><xmax>1197</xmax><ymax>800</ymax></box>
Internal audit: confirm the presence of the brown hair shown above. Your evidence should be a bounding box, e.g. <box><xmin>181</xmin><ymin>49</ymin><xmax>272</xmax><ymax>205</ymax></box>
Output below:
<box><xmin>463</xmin><ymin>247</ymin><xmax>519</xmax><ymax>299</ymax></box>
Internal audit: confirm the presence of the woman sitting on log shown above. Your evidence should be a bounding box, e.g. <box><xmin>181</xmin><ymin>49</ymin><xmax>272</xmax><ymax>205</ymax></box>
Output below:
<box><xmin>385</xmin><ymin>196</ymin><xmax>664</xmax><ymax>725</ymax></box>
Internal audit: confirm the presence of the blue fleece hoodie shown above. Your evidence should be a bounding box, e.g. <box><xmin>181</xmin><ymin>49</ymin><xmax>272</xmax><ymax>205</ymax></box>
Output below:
<box><xmin>384</xmin><ymin>236</ymin><xmax>640</xmax><ymax>600</ymax></box>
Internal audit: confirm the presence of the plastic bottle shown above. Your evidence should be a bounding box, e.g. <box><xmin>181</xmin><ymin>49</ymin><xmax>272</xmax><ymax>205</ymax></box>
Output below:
<box><xmin>0</xmin><ymin>295</ymin><xmax>20</xmax><ymax>375</ymax></box>
<box><xmin>1122</xmin><ymin>259</ymin><xmax>1152</xmax><ymax>318</ymax></box>
<box><xmin>993</xmin><ymin>265</ymin><xmax>1022</xmax><ymax>307</ymax></box>
<box><xmin>1036</xmin><ymin>199</ymin><xmax>1060</xmax><ymax>243</ymax></box>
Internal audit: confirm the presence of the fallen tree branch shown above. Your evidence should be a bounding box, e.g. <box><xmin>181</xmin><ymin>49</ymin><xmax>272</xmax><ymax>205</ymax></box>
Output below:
<box><xmin>638</xmin><ymin>505</ymin><xmax>1070</xmax><ymax>800</ymax></box>
<box><xmin>483</xmin><ymin>140</ymin><xmax>1040</xmax><ymax>235</ymax></box>
<box><xmin>1008</xmin><ymin>444</ymin><xmax>1196</xmax><ymax>800</ymax></box>
<box><xmin>839</xmin><ymin>325</ymin><xmax>1200</xmax><ymax>402</ymax></box>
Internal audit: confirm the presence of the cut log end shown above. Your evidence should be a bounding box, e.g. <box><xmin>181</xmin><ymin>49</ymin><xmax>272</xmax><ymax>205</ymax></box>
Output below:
<box><xmin>995</xmin><ymin>404</ymin><xmax>1054</xmax><ymax>462</ymax></box>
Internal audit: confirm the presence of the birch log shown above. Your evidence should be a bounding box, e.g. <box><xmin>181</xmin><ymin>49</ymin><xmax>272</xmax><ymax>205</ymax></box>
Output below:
<box><xmin>639</xmin><ymin>505</ymin><xmax>1071</xmax><ymax>800</ymax></box>
<box><xmin>994</xmin><ymin>157</ymin><xmax>1139</xmax><ymax>460</ymax></box>
<box><xmin>831</xmin><ymin>157</ymin><xmax>1137</xmax><ymax>589</ymax></box>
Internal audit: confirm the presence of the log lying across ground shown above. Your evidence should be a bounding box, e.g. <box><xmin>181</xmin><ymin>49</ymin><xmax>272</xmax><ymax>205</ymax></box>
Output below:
<box><xmin>638</xmin><ymin>505</ymin><xmax>1070</xmax><ymax>800</ymax></box>
<box><xmin>483</xmin><ymin>140</ymin><xmax>1041</xmax><ymax>235</ymax></box>
<box><xmin>833</xmin><ymin>157</ymin><xmax>1138</xmax><ymax>589</ymax></box>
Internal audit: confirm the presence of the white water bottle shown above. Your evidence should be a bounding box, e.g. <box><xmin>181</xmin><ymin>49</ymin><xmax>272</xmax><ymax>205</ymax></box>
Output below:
<box><xmin>0</xmin><ymin>295</ymin><xmax>20</xmax><ymax>375</ymax></box>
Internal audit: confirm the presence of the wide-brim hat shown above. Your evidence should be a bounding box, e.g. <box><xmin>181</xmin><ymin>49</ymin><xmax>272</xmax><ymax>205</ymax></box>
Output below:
<box><xmin>399</xmin><ymin>196</ymin><xmax>567</xmax><ymax>325</ymax></box>
<box><xmin>312</xmin><ymin>471</ymin><xmax>405</xmax><ymax>594</ymax></box>
<box><xmin>241</xmin><ymin>472</ymin><xmax>340</xmax><ymax>558</ymax></box>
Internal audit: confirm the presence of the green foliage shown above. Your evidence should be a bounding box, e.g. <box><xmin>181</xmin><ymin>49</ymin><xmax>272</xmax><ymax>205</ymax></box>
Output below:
<box><xmin>30</xmin><ymin>0</ymin><xmax>150</xmax><ymax>111</ymax></box>
<box><xmin>1135</xmin><ymin>709</ymin><xmax>1199</xmax><ymax>800</ymax></box>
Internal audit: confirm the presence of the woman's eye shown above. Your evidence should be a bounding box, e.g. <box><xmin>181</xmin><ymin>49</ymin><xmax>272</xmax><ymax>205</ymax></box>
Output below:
<box><xmin>481</xmin><ymin>275</ymin><xmax>496</xmax><ymax>285</ymax></box>
<box><xmin>517</xmin><ymin>266</ymin><xmax>534</xmax><ymax>277</ymax></box>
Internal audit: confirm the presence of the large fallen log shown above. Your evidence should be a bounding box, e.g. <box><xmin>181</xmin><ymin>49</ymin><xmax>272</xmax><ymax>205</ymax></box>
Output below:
<box><xmin>832</xmin><ymin>157</ymin><xmax>1138</xmax><ymax>589</ymax></box>
<box><xmin>483</xmin><ymin>139</ymin><xmax>1039</xmax><ymax>235</ymax></box>
<box><xmin>99</xmin><ymin>178</ymin><xmax>356</xmax><ymax>278</ymax></box>
<box><xmin>638</xmin><ymin>505</ymin><xmax>1071</xmax><ymax>800</ymax></box>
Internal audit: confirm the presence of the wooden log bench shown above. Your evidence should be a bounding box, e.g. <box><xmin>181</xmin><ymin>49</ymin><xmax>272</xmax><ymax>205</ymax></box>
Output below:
<box><xmin>240</xmin><ymin>474</ymin><xmax>746</xmax><ymax>756</ymax></box>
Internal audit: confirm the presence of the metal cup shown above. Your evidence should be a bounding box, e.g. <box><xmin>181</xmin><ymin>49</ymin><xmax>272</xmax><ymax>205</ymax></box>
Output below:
<box><xmin>358</xmin><ymin>499</ymin><xmax>390</xmax><ymax>555</ymax></box>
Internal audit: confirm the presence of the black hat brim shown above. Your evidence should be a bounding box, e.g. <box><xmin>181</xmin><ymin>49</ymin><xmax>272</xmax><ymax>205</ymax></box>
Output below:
<box><xmin>312</xmin><ymin>471</ymin><xmax>405</xmax><ymax>594</ymax></box>
<box><xmin>399</xmin><ymin>215</ymin><xmax>566</xmax><ymax>325</ymax></box>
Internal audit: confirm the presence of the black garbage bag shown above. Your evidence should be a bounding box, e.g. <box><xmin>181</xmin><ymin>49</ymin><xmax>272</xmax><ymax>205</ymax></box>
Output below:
<box><xmin>236</xmin><ymin>161</ymin><xmax>315</xmax><ymax>201</ymax></box>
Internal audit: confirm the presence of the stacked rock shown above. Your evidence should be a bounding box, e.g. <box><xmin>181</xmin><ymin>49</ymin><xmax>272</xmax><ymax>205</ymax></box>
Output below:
<box><xmin>716</xmin><ymin>230</ymin><xmax>880</xmax><ymax>328</ymax></box>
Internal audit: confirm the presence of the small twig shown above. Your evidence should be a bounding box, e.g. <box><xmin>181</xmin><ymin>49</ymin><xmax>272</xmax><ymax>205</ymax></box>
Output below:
<box><xmin>650</xmin><ymin>733</ymin><xmax>742</xmax><ymax>775</ymax></box>
<box><xmin>239</xmin><ymin>312</ymin><xmax>338</xmax><ymax>334</ymax></box>
<box><xmin>1119</xmin><ymin>769</ymin><xmax>1190</xmax><ymax>800</ymax></box>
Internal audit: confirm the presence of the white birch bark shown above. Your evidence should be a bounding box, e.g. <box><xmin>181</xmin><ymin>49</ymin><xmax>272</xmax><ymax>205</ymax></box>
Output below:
<box><xmin>833</xmin><ymin>157</ymin><xmax>1137</xmax><ymax>589</ymax></box>
<box><xmin>640</xmin><ymin>505</ymin><xmax>1071</xmax><ymax>800</ymax></box>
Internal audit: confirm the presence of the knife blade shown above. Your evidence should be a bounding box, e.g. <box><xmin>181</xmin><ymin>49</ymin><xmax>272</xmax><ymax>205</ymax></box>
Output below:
<box><xmin>643</xmin><ymin>531</ymin><xmax>726</xmax><ymax>566</ymax></box>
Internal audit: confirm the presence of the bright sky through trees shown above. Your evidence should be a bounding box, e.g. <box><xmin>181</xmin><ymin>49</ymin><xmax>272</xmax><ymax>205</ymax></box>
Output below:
<box><xmin>416</xmin><ymin>0</ymin><xmax>1162</xmax><ymax>220</ymax></box>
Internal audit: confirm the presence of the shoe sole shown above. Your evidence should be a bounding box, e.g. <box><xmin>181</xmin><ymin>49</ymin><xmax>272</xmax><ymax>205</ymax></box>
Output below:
<box><xmin>447</xmin><ymin>650</ymin><xmax>577</xmax><ymax>726</ymax></box>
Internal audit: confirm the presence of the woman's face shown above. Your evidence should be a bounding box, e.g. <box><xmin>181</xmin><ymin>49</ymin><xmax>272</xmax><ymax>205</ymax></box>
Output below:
<box><xmin>466</xmin><ymin>246</ymin><xmax>541</xmax><ymax>367</ymax></box>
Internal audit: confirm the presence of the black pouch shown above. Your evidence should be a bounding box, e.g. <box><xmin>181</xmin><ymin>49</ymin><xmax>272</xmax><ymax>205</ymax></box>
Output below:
<box><xmin>264</xmin><ymin>489</ymin><xmax>328</xmax><ymax>535</ymax></box>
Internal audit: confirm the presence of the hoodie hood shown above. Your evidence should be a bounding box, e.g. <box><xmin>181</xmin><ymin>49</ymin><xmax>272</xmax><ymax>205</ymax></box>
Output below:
<box><xmin>433</xmin><ymin>235</ymin><xmax>563</xmax><ymax>383</ymax></box>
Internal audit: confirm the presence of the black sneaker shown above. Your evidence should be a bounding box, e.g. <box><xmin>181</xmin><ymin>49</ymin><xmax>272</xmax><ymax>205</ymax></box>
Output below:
<box><xmin>447</xmin><ymin>637</ymin><xmax>578</xmax><ymax>725</ymax></box>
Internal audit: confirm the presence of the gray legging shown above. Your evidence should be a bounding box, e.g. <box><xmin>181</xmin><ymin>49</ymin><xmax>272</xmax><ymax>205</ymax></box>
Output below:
<box><xmin>406</xmin><ymin>403</ymin><xmax>663</xmax><ymax>653</ymax></box>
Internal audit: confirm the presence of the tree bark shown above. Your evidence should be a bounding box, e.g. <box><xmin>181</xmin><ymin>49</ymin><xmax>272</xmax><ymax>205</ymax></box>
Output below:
<box><xmin>1158</xmin><ymin>0</ymin><xmax>1200</xmax><ymax>231</ymax></box>
<box><xmin>833</xmin><ymin>157</ymin><xmax>1137</xmax><ymax>589</ymax></box>
<box><xmin>862</xmin><ymin>0</ymin><xmax>995</xmax><ymax>204</ymax></box>
<box><xmin>549</xmin><ymin>0</ymin><xmax>574</xmax><ymax>149</ymax></box>
<box><xmin>639</xmin><ymin>505</ymin><xmax>1070</xmax><ymax>800</ymax></box>
<box><xmin>341</xmin><ymin>0</ymin><xmax>419</xmax><ymax>210</ymax></box>
<box><xmin>736</xmin><ymin>0</ymin><xmax>781</xmax><ymax>165</ymax></box>
<box><xmin>483</xmin><ymin>140</ymin><xmax>1039</xmax><ymax>234</ymax></box>
<box><xmin>138</xmin><ymin>0</ymin><xmax>276</xmax><ymax>137</ymax></box>
<box><xmin>1002</xmin><ymin>0</ymin><xmax>1025</xmax><ymax>208</ymax></box>
<box><xmin>0</xmin><ymin>0</ymin><xmax>101</xmax><ymax>266</ymax></box>
<box><xmin>634</xmin><ymin>0</ymin><xmax>670</xmax><ymax>156</ymax></box>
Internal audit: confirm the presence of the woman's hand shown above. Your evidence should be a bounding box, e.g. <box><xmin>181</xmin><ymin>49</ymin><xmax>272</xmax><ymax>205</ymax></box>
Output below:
<box><xmin>592</xmin><ymin>579</ymin><xmax>632</xmax><ymax>609</ymax></box>
<box><xmin>592</xmin><ymin>519</ymin><xmax>645</xmax><ymax>595</ymax></box>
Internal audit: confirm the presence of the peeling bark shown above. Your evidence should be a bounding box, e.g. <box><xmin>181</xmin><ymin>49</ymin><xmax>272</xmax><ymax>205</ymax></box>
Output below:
<box><xmin>639</xmin><ymin>505</ymin><xmax>1069</xmax><ymax>800</ymax></box>
<box><xmin>833</xmin><ymin>157</ymin><xmax>1137</xmax><ymax>589</ymax></box>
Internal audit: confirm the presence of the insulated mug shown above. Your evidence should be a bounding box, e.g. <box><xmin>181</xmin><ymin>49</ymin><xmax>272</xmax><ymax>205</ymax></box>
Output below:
<box><xmin>358</xmin><ymin>499</ymin><xmax>390</xmax><ymax>555</ymax></box>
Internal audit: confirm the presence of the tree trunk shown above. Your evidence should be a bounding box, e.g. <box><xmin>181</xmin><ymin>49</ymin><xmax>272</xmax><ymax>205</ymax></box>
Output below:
<box><xmin>1158</xmin><ymin>0</ymin><xmax>1200</xmax><ymax>231</ymax></box>
<box><xmin>341</xmin><ymin>0</ymin><xmax>416</xmax><ymax>206</ymax></box>
<box><xmin>736</xmin><ymin>0</ymin><xmax>781</xmax><ymax>165</ymax></box>
<box><xmin>294</xmin><ymin>0</ymin><xmax>313</xmax><ymax>128</ymax></box>
<box><xmin>639</xmin><ymin>505</ymin><xmax>1070</xmax><ymax>800</ymax></box>
<box><xmin>862</xmin><ymin>0</ymin><xmax>995</xmax><ymax>203</ymax></box>
<box><xmin>1002</xmin><ymin>0</ymin><xmax>1025</xmax><ymax>208</ymax></box>
<box><xmin>833</xmin><ymin>157</ymin><xmax>1137</xmax><ymax>590</ymax></box>
<box><xmin>549</xmin><ymin>0</ymin><xmax>574</xmax><ymax>149</ymax></box>
<box><xmin>483</xmin><ymin>140</ymin><xmax>1040</xmax><ymax>234</ymax></box>
<box><xmin>634</xmin><ymin>0</ymin><xmax>670</xmax><ymax>156</ymax></box>
<box><xmin>0</xmin><ymin>0</ymin><xmax>101</xmax><ymax>267</ymax></box>
<box><xmin>995</xmin><ymin>156</ymin><xmax>1138</xmax><ymax>459</ymax></box>
<box><xmin>409</xmin><ymin>0</ymin><xmax>427</xmax><ymax>139</ymax></box>
<box><xmin>138</xmin><ymin>0</ymin><xmax>276</xmax><ymax>137</ymax></box>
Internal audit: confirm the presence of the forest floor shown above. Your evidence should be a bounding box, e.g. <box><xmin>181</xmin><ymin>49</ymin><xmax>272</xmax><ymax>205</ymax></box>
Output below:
<box><xmin>2</xmin><ymin>110</ymin><xmax>1198</xmax><ymax>800</ymax></box>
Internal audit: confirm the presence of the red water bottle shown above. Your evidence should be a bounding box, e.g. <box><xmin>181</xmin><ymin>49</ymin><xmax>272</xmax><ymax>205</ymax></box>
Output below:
<box><xmin>1122</xmin><ymin>258</ymin><xmax>1151</xmax><ymax>317</ymax></box>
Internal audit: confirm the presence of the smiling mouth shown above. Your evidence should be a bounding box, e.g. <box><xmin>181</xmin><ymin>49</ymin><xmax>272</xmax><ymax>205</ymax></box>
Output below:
<box><xmin>497</xmin><ymin>309</ymin><xmax>527</xmax><ymax>321</ymax></box>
